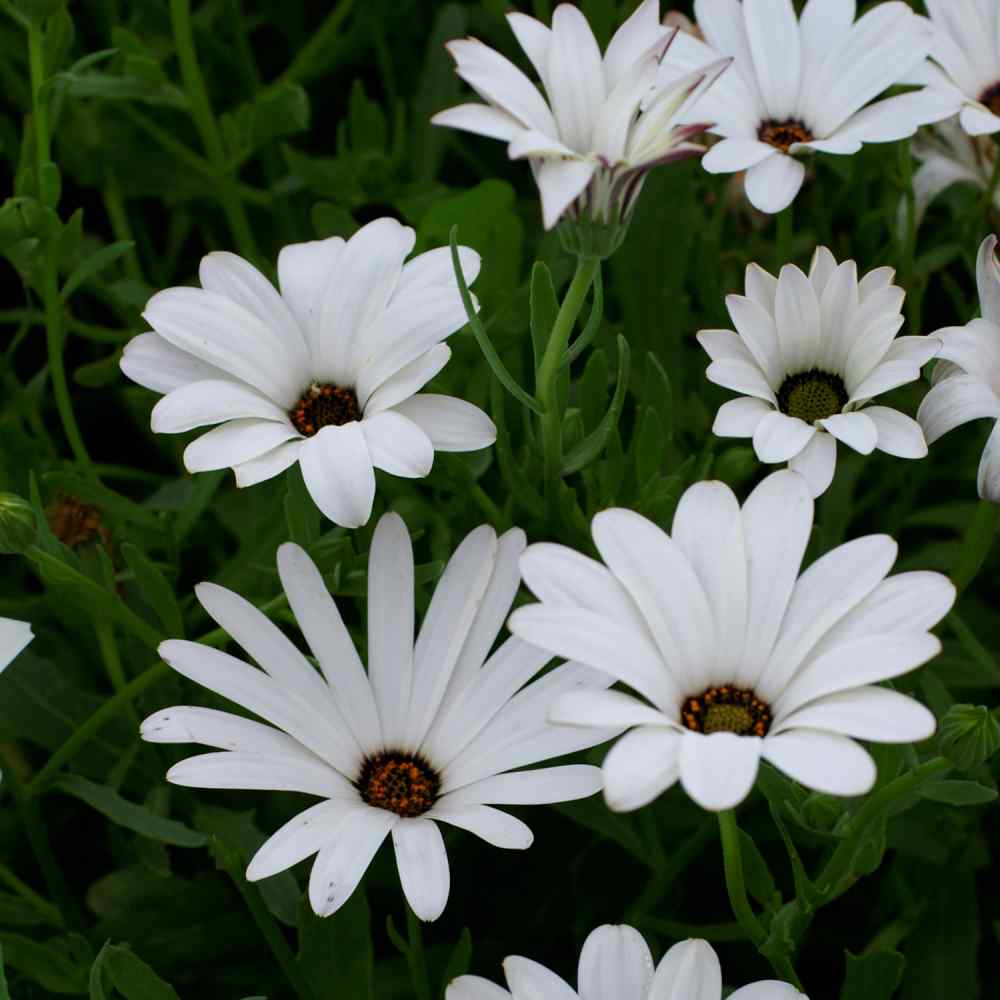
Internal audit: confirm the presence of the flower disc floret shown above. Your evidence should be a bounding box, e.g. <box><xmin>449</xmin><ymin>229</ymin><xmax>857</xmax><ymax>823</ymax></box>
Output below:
<box><xmin>290</xmin><ymin>383</ymin><xmax>362</xmax><ymax>436</ymax></box>
<box><xmin>777</xmin><ymin>370</ymin><xmax>848</xmax><ymax>424</ymax></box>
<box><xmin>358</xmin><ymin>751</ymin><xmax>440</xmax><ymax>817</ymax></box>
<box><xmin>682</xmin><ymin>686</ymin><xmax>772</xmax><ymax>737</ymax></box>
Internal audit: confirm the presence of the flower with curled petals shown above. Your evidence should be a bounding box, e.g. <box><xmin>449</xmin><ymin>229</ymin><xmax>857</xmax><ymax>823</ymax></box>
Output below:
<box><xmin>509</xmin><ymin>472</ymin><xmax>954</xmax><ymax>814</ymax></box>
<box><xmin>142</xmin><ymin>513</ymin><xmax>616</xmax><ymax>920</ymax></box>
<box><xmin>657</xmin><ymin>0</ymin><xmax>951</xmax><ymax>213</ymax></box>
<box><xmin>918</xmin><ymin>234</ymin><xmax>1000</xmax><ymax>501</ymax></box>
<box><xmin>699</xmin><ymin>247</ymin><xmax>938</xmax><ymax>498</ymax></box>
<box><xmin>0</xmin><ymin>617</ymin><xmax>32</xmax><ymax>673</ymax></box>
<box><xmin>447</xmin><ymin>924</ymin><xmax>806</xmax><ymax>1000</ymax></box>
<box><xmin>120</xmin><ymin>218</ymin><xmax>495</xmax><ymax>528</ymax></box>
<box><xmin>432</xmin><ymin>1</ymin><xmax>729</xmax><ymax>248</ymax></box>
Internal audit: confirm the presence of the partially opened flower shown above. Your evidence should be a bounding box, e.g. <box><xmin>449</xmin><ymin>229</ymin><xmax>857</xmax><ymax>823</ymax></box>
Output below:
<box><xmin>432</xmin><ymin>1</ymin><xmax>729</xmax><ymax>250</ymax></box>
<box><xmin>906</xmin><ymin>1</ymin><xmax>1000</xmax><ymax>136</ymax></box>
<box><xmin>143</xmin><ymin>514</ymin><xmax>615</xmax><ymax>920</ymax></box>
<box><xmin>659</xmin><ymin>0</ymin><xmax>947</xmax><ymax>213</ymax></box>
<box><xmin>699</xmin><ymin>247</ymin><xmax>938</xmax><ymax>498</ymax></box>
<box><xmin>120</xmin><ymin>219</ymin><xmax>495</xmax><ymax>528</ymax></box>
<box><xmin>918</xmin><ymin>234</ymin><xmax>1000</xmax><ymax>501</ymax></box>
<box><xmin>510</xmin><ymin>472</ymin><xmax>954</xmax><ymax>813</ymax></box>
<box><xmin>0</xmin><ymin>617</ymin><xmax>32</xmax><ymax>673</ymax></box>
<box><xmin>447</xmin><ymin>924</ymin><xmax>806</xmax><ymax>1000</ymax></box>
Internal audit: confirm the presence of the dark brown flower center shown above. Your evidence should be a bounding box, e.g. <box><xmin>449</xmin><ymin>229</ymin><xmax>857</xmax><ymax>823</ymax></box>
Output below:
<box><xmin>777</xmin><ymin>369</ymin><xmax>848</xmax><ymax>424</ymax></box>
<box><xmin>758</xmin><ymin>118</ymin><xmax>813</xmax><ymax>153</ymax></box>
<box><xmin>979</xmin><ymin>82</ymin><xmax>1000</xmax><ymax>116</ymax></box>
<box><xmin>357</xmin><ymin>751</ymin><xmax>440</xmax><ymax>818</ymax></box>
<box><xmin>46</xmin><ymin>495</ymin><xmax>107</xmax><ymax>549</ymax></box>
<box><xmin>289</xmin><ymin>383</ymin><xmax>361</xmax><ymax>436</ymax></box>
<box><xmin>682</xmin><ymin>686</ymin><xmax>772</xmax><ymax>737</ymax></box>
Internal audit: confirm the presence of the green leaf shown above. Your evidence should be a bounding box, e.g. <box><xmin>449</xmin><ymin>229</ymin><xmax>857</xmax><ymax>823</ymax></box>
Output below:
<box><xmin>74</xmin><ymin>352</ymin><xmax>123</xmax><ymax>388</ymax></box>
<box><xmin>41</xmin><ymin>472</ymin><xmax>164</xmax><ymax>531</ymax></box>
<box><xmin>440</xmin><ymin>928</ymin><xmax>472</xmax><ymax>994</ymax></box>
<box><xmin>60</xmin><ymin>240</ymin><xmax>134</xmax><ymax>301</ymax></box>
<box><xmin>740</xmin><ymin>830</ymin><xmax>781</xmax><ymax>912</ymax></box>
<box><xmin>641</xmin><ymin>352</ymin><xmax>674</xmax><ymax>444</ymax></box>
<box><xmin>530</xmin><ymin>261</ymin><xmax>559</xmax><ymax>373</ymax></box>
<box><xmin>222</xmin><ymin>83</ymin><xmax>310</xmax><ymax>162</ymax></box>
<box><xmin>917</xmin><ymin>779</ymin><xmax>998</xmax><ymax>805</ymax></box>
<box><xmin>562</xmin><ymin>335</ymin><xmax>631</xmax><ymax>476</ymax></box>
<box><xmin>579</xmin><ymin>348</ymin><xmax>609</xmax><ymax>433</ymax></box>
<box><xmin>633</xmin><ymin>408</ymin><xmax>665</xmax><ymax>488</ymax></box>
<box><xmin>0</xmin><ymin>943</ymin><xmax>9</xmax><ymax>1000</ymax></box>
<box><xmin>53</xmin><ymin>775</ymin><xmax>207</xmax><ymax>848</ymax></box>
<box><xmin>298</xmin><ymin>888</ymin><xmax>374</xmax><ymax>1000</ymax></box>
<box><xmin>90</xmin><ymin>943</ymin><xmax>181</xmax><ymax>1000</ymax></box>
<box><xmin>121</xmin><ymin>543</ymin><xmax>184</xmax><ymax>637</ymax></box>
<box><xmin>284</xmin><ymin>464</ymin><xmax>320</xmax><ymax>548</ymax></box>
<box><xmin>840</xmin><ymin>949</ymin><xmax>905</xmax><ymax>1000</ymax></box>
<box><xmin>562</xmin><ymin>267</ymin><xmax>604</xmax><ymax>367</ymax></box>
<box><xmin>0</xmin><ymin>932</ymin><xmax>92</xmax><ymax>994</ymax></box>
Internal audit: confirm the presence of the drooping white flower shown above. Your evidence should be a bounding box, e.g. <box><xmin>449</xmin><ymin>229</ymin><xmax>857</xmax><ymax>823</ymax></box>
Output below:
<box><xmin>906</xmin><ymin>1</ymin><xmax>1000</xmax><ymax>137</ymax></box>
<box><xmin>902</xmin><ymin>116</ymin><xmax>1000</xmax><ymax>230</ymax></box>
<box><xmin>432</xmin><ymin>1</ymin><xmax>729</xmax><ymax>237</ymax></box>
<box><xmin>659</xmin><ymin>0</ymin><xmax>950</xmax><ymax>213</ymax></box>
<box><xmin>142</xmin><ymin>514</ymin><xmax>615</xmax><ymax>920</ymax></box>
<box><xmin>918</xmin><ymin>234</ymin><xmax>1000</xmax><ymax>501</ymax></box>
<box><xmin>510</xmin><ymin>472</ymin><xmax>954</xmax><ymax>813</ymax></box>
<box><xmin>0</xmin><ymin>617</ymin><xmax>32</xmax><ymax>673</ymax></box>
<box><xmin>699</xmin><ymin>247</ymin><xmax>938</xmax><ymax>498</ymax></box>
<box><xmin>447</xmin><ymin>924</ymin><xmax>806</xmax><ymax>1000</ymax></box>
<box><xmin>120</xmin><ymin>219</ymin><xmax>495</xmax><ymax>529</ymax></box>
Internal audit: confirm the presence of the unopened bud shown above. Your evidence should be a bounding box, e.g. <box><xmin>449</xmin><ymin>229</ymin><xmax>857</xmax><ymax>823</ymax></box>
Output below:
<box><xmin>938</xmin><ymin>704</ymin><xmax>1000</xmax><ymax>771</ymax></box>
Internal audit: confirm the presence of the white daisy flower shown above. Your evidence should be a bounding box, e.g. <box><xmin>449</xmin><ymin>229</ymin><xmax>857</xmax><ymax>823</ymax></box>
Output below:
<box><xmin>660</xmin><ymin>0</ymin><xmax>947</xmax><ymax>213</ymax></box>
<box><xmin>142</xmin><ymin>513</ymin><xmax>615</xmax><ymax>920</ymax></box>
<box><xmin>509</xmin><ymin>472</ymin><xmax>954</xmax><ymax>813</ymax></box>
<box><xmin>907</xmin><ymin>1</ymin><xmax>1000</xmax><ymax>137</ymax></box>
<box><xmin>903</xmin><ymin>115</ymin><xmax>1000</xmax><ymax>229</ymax></box>
<box><xmin>699</xmin><ymin>247</ymin><xmax>938</xmax><ymax>498</ymax></box>
<box><xmin>431</xmin><ymin>2</ymin><xmax>729</xmax><ymax>240</ymax></box>
<box><xmin>0</xmin><ymin>617</ymin><xmax>33</xmax><ymax>673</ymax></box>
<box><xmin>918</xmin><ymin>234</ymin><xmax>1000</xmax><ymax>501</ymax></box>
<box><xmin>120</xmin><ymin>219</ymin><xmax>496</xmax><ymax>529</ymax></box>
<box><xmin>447</xmin><ymin>924</ymin><xmax>806</xmax><ymax>1000</ymax></box>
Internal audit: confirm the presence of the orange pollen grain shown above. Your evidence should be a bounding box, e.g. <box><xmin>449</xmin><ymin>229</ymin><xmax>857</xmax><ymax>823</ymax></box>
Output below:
<box><xmin>357</xmin><ymin>751</ymin><xmax>439</xmax><ymax>818</ymax></box>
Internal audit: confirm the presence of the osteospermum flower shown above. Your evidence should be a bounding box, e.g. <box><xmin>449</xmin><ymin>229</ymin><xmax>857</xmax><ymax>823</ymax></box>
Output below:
<box><xmin>510</xmin><ymin>472</ymin><xmax>954</xmax><ymax>813</ymax></box>
<box><xmin>907</xmin><ymin>1</ymin><xmax>1000</xmax><ymax>136</ymax></box>
<box><xmin>660</xmin><ymin>0</ymin><xmax>945</xmax><ymax>213</ymax></box>
<box><xmin>699</xmin><ymin>247</ymin><xmax>938</xmax><ymax>498</ymax></box>
<box><xmin>120</xmin><ymin>219</ymin><xmax>495</xmax><ymax>528</ymax></box>
<box><xmin>432</xmin><ymin>1</ymin><xmax>729</xmax><ymax>245</ymax></box>
<box><xmin>142</xmin><ymin>514</ymin><xmax>616</xmax><ymax>920</ymax></box>
<box><xmin>1</xmin><ymin>617</ymin><xmax>32</xmax><ymax>672</ymax></box>
<box><xmin>918</xmin><ymin>234</ymin><xmax>1000</xmax><ymax>501</ymax></box>
<box><xmin>447</xmin><ymin>924</ymin><xmax>806</xmax><ymax>1000</ymax></box>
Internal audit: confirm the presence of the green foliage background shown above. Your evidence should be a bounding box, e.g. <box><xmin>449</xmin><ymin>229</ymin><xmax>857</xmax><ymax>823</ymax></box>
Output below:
<box><xmin>0</xmin><ymin>0</ymin><xmax>998</xmax><ymax>997</ymax></box>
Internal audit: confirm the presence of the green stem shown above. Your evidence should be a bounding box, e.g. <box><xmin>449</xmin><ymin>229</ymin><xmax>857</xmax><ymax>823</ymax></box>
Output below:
<box><xmin>0</xmin><ymin>860</ymin><xmax>64</xmax><ymax>929</ymax></box>
<box><xmin>95</xmin><ymin>619</ymin><xmax>139</xmax><ymax>729</ymax></box>
<box><xmin>27</xmin><ymin>19</ymin><xmax>96</xmax><ymax>479</ymax></box>
<box><xmin>219</xmin><ymin>843</ymin><xmax>317</xmax><ymax>1000</ymax></box>
<box><xmin>775</xmin><ymin>204</ymin><xmax>793</xmax><ymax>268</ymax></box>
<box><xmin>535</xmin><ymin>257</ymin><xmax>600</xmax><ymax>499</ymax></box>
<box><xmin>717</xmin><ymin>810</ymin><xmax>767</xmax><ymax>948</ymax></box>
<box><xmin>405</xmin><ymin>904</ymin><xmax>433</xmax><ymax>1000</ymax></box>
<box><xmin>102</xmin><ymin>173</ymin><xmax>141</xmax><ymax>281</ymax></box>
<box><xmin>169</xmin><ymin>0</ymin><xmax>259</xmax><ymax>262</ymax></box>
<box><xmin>952</xmin><ymin>498</ymin><xmax>1000</xmax><ymax>594</ymax></box>
<box><xmin>815</xmin><ymin>757</ymin><xmax>951</xmax><ymax>897</ymax></box>
<box><xmin>277</xmin><ymin>0</ymin><xmax>357</xmax><ymax>86</ymax></box>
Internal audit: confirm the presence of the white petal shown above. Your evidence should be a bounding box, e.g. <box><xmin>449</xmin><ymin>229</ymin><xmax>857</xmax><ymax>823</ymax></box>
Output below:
<box><xmin>428</xmin><ymin>805</ymin><xmax>533</xmax><ymax>849</ymax></box>
<box><xmin>508</xmin><ymin>128</ymin><xmax>578</xmax><ymax>160</ymax></box>
<box><xmin>550</xmin><ymin>689</ymin><xmax>670</xmax><ymax>730</ymax></box>
<box><xmin>977</xmin><ymin>235</ymin><xmax>1000</xmax><ymax>325</ymax></box>
<box><xmin>153</xmin><ymin>379</ymin><xmax>290</xmax><ymax>434</ymax></box>
<box><xmin>762</xmin><ymin>729</ymin><xmax>875</xmax><ymax>796</ymax></box>
<box><xmin>506</xmin><ymin>11</ymin><xmax>552</xmax><ymax>85</ymax></box>
<box><xmin>393</xmin><ymin>819</ymin><xmax>450</xmax><ymax>922</ymax></box>
<box><xmin>535</xmin><ymin>158</ymin><xmax>596</xmax><ymax>230</ymax></box>
<box><xmin>977</xmin><ymin>419</ymin><xmax>1000</xmax><ymax>501</ymax></box>
<box><xmin>787</xmin><ymin>431</ymin><xmax>837</xmax><ymax>497</ymax></box>
<box><xmin>728</xmin><ymin>982</ymin><xmax>805</xmax><ymax>1000</ymax></box>
<box><xmin>725</xmin><ymin>293</ymin><xmax>783</xmax><ymax>386</ymax></box>
<box><xmin>277</xmin><ymin>236</ymin><xmax>344</xmax><ymax>349</ymax></box>
<box><xmin>184</xmin><ymin>420</ymin><xmax>299</xmax><ymax>473</ymax></box>
<box><xmin>308</xmin><ymin>806</ymin><xmax>395</xmax><ymax>916</ymax></box>
<box><xmin>0</xmin><ymin>617</ymin><xmax>32</xmax><ymax>672</ymax></box>
<box><xmin>774</xmin><ymin>685</ymin><xmax>936</xmax><ymax>743</ymax></box>
<box><xmin>649</xmin><ymin>938</ymin><xmax>721</xmax><ymax>1000</ymax></box>
<box><xmin>439</xmin><ymin>764</ymin><xmax>602</xmax><ymax>806</ymax></box>
<box><xmin>602</xmin><ymin>725</ymin><xmax>682</xmax><ymax>812</ymax></box>
<box><xmin>917</xmin><ymin>377</ymin><xmax>1000</xmax><ymax>444</ymax></box>
<box><xmin>546</xmin><ymin>3</ymin><xmax>605</xmax><ymax>151</ymax></box>
<box><xmin>744</xmin><ymin>154</ymin><xmax>806</xmax><ymax>214</ymax></box>
<box><xmin>395</xmin><ymin>246</ymin><xmax>481</xmax><ymax>300</ymax></box>
<box><xmin>446</xmin><ymin>977</ymin><xmax>512</xmax><ymax>1000</ymax></box>
<box><xmin>848</xmin><ymin>360</ymin><xmax>921</xmax><ymax>402</ymax></box>
<box><xmin>961</xmin><ymin>104</ymin><xmax>1000</xmax><ymax>136</ymax></box>
<box><xmin>431</xmin><ymin>103</ymin><xmax>523</xmax><ymax>141</ymax></box>
<box><xmin>363</xmin><ymin>345</ymin><xmax>451</xmax><ymax>417</ymax></box>
<box><xmin>234</xmin><ymin>439</ymin><xmax>302</xmax><ymax>488</ymax></box>
<box><xmin>361</xmin><ymin>411</ymin><xmax>435</xmax><ymax>478</ymax></box>
<box><xmin>167</xmin><ymin>751</ymin><xmax>348</xmax><ymax>797</ymax></box>
<box><xmin>712</xmin><ymin>396</ymin><xmax>773</xmax><ymax>437</ymax></box>
<box><xmin>277</xmin><ymin>543</ymin><xmax>382</xmax><ymax>751</ymax></box>
<box><xmin>366</xmin><ymin>512</ymin><xmax>414</xmax><ymax>749</ymax></box>
<box><xmin>603</xmin><ymin>0</ymin><xmax>667</xmax><ymax>90</ymax></box>
<box><xmin>702</xmin><ymin>138</ymin><xmax>777</xmax><ymax>173</ymax></box>
<box><xmin>246</xmin><ymin>798</ymin><xmax>355</xmax><ymax>881</ymax></box>
<box><xmin>705</xmin><ymin>359</ymin><xmax>777</xmax><ymax>403</ymax></box>
<box><xmin>866</xmin><ymin>406</ymin><xmax>928</xmax><ymax>458</ymax></box>
<box><xmin>120</xmin><ymin>331</ymin><xmax>228</xmax><ymax>395</ymax></box>
<box><xmin>743</xmin><ymin>0</ymin><xmax>801</xmax><ymax>121</ymax></box>
<box><xmin>678</xmin><ymin>731</ymin><xmax>761</xmax><ymax>811</ymax></box>
<box><xmin>578</xmin><ymin>924</ymin><xmax>655</xmax><ymax>1000</ymax></box>
<box><xmin>818</xmin><ymin>412</ymin><xmax>878</xmax><ymax>455</ymax></box>
<box><xmin>392</xmin><ymin>394</ymin><xmax>496</xmax><ymax>452</ymax></box>
<box><xmin>299</xmin><ymin>423</ymin><xmax>376</xmax><ymax>528</ymax></box>
<box><xmin>933</xmin><ymin>319</ymin><xmax>1000</xmax><ymax>374</ymax></box>
<box><xmin>774</xmin><ymin>263</ymin><xmax>821</xmax><ymax>373</ymax></box>
<box><xmin>753</xmin><ymin>411</ymin><xmax>816</xmax><ymax>463</ymax></box>
<box><xmin>141</xmin><ymin>706</ymin><xmax>311</xmax><ymax>757</ymax></box>
<box><xmin>503</xmin><ymin>958</ymin><xmax>577</xmax><ymax>1000</ymax></box>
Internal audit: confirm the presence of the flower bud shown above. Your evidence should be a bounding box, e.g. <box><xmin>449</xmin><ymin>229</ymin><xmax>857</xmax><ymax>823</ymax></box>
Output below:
<box><xmin>938</xmin><ymin>704</ymin><xmax>1000</xmax><ymax>771</ymax></box>
<box><xmin>0</xmin><ymin>493</ymin><xmax>39</xmax><ymax>554</ymax></box>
